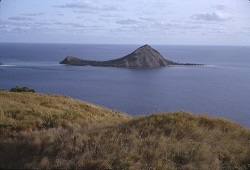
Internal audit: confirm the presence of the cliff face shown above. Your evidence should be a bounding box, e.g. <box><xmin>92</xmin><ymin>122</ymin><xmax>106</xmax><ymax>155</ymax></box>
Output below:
<box><xmin>60</xmin><ymin>44</ymin><xmax>178</xmax><ymax>67</ymax></box>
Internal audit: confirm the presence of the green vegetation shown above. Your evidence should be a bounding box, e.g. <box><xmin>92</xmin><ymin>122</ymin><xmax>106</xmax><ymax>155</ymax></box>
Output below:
<box><xmin>0</xmin><ymin>90</ymin><xmax>250</xmax><ymax>169</ymax></box>
<box><xmin>10</xmin><ymin>86</ymin><xmax>35</xmax><ymax>93</ymax></box>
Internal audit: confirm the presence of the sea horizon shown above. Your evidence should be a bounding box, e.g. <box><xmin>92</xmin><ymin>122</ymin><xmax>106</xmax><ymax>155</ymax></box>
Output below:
<box><xmin>1</xmin><ymin>41</ymin><xmax>250</xmax><ymax>47</ymax></box>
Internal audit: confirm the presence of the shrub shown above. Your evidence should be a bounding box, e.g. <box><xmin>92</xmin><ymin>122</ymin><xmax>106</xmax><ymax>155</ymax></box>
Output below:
<box><xmin>10</xmin><ymin>86</ymin><xmax>35</xmax><ymax>93</ymax></box>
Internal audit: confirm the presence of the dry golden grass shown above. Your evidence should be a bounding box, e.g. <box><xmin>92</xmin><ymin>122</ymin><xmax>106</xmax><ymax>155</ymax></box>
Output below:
<box><xmin>0</xmin><ymin>90</ymin><xmax>250</xmax><ymax>169</ymax></box>
<box><xmin>0</xmin><ymin>90</ymin><xmax>130</xmax><ymax>138</ymax></box>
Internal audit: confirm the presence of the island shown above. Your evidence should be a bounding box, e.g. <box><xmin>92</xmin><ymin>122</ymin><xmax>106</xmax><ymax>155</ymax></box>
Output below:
<box><xmin>60</xmin><ymin>44</ymin><xmax>203</xmax><ymax>67</ymax></box>
<box><xmin>0</xmin><ymin>61</ymin><xmax>3</xmax><ymax>65</ymax></box>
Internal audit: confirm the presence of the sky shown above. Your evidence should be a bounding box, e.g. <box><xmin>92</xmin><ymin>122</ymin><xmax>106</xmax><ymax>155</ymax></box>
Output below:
<box><xmin>0</xmin><ymin>0</ymin><xmax>250</xmax><ymax>45</ymax></box>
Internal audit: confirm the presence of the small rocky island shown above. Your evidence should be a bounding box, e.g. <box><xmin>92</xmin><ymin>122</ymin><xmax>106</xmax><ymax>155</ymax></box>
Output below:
<box><xmin>60</xmin><ymin>44</ymin><xmax>202</xmax><ymax>67</ymax></box>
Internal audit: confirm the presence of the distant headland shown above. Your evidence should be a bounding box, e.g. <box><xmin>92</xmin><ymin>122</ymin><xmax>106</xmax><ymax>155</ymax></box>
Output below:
<box><xmin>0</xmin><ymin>61</ymin><xmax>3</xmax><ymax>65</ymax></box>
<box><xmin>60</xmin><ymin>44</ymin><xmax>203</xmax><ymax>67</ymax></box>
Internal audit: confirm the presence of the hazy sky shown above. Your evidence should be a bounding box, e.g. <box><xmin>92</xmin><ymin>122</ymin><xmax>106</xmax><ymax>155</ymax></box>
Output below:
<box><xmin>0</xmin><ymin>0</ymin><xmax>250</xmax><ymax>45</ymax></box>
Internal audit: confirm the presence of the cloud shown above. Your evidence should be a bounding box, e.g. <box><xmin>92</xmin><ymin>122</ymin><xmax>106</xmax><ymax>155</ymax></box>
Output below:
<box><xmin>76</xmin><ymin>16</ymin><xmax>86</xmax><ymax>19</ymax></box>
<box><xmin>55</xmin><ymin>1</ymin><xmax>117</xmax><ymax>11</ymax></box>
<box><xmin>73</xmin><ymin>9</ymin><xmax>98</xmax><ymax>14</ymax></box>
<box><xmin>22</xmin><ymin>13</ymin><xmax>45</xmax><ymax>17</ymax></box>
<box><xmin>1</xmin><ymin>20</ymin><xmax>28</xmax><ymax>27</ymax></box>
<box><xmin>34</xmin><ymin>21</ymin><xmax>51</xmax><ymax>26</ymax></box>
<box><xmin>139</xmin><ymin>17</ymin><xmax>156</xmax><ymax>22</ymax></box>
<box><xmin>192</xmin><ymin>11</ymin><xmax>231</xmax><ymax>22</ymax></box>
<box><xmin>150</xmin><ymin>21</ymin><xmax>203</xmax><ymax>33</ymax></box>
<box><xmin>152</xmin><ymin>1</ymin><xmax>172</xmax><ymax>8</ymax></box>
<box><xmin>238</xmin><ymin>27</ymin><xmax>250</xmax><ymax>34</ymax></box>
<box><xmin>213</xmin><ymin>4</ymin><xmax>227</xmax><ymax>10</ymax></box>
<box><xmin>53</xmin><ymin>21</ymin><xmax>86</xmax><ymax>28</ymax></box>
<box><xmin>116</xmin><ymin>19</ymin><xmax>139</xmax><ymax>25</ymax></box>
<box><xmin>0</xmin><ymin>20</ymin><xmax>36</xmax><ymax>32</ymax></box>
<box><xmin>8</xmin><ymin>16</ymin><xmax>34</xmax><ymax>21</ymax></box>
<box><xmin>0</xmin><ymin>23</ymin><xmax>10</xmax><ymax>31</ymax></box>
<box><xmin>100</xmin><ymin>14</ymin><xmax>121</xmax><ymax>18</ymax></box>
<box><xmin>12</xmin><ymin>26</ymin><xmax>31</xmax><ymax>31</ymax></box>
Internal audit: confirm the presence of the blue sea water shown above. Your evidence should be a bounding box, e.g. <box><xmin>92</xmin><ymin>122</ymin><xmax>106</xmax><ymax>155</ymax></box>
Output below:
<box><xmin>0</xmin><ymin>43</ymin><xmax>250</xmax><ymax>127</ymax></box>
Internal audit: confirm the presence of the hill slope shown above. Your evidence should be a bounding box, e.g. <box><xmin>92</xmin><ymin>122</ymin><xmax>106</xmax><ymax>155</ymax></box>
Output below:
<box><xmin>0</xmin><ymin>90</ymin><xmax>249</xmax><ymax>169</ymax></box>
<box><xmin>0</xmin><ymin>90</ymin><xmax>130</xmax><ymax>138</ymax></box>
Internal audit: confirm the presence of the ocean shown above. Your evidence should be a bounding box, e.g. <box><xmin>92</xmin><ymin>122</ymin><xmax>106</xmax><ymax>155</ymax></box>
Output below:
<box><xmin>1</xmin><ymin>43</ymin><xmax>250</xmax><ymax>127</ymax></box>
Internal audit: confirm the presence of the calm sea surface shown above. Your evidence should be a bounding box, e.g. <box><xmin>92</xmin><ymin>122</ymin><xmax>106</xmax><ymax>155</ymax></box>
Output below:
<box><xmin>1</xmin><ymin>43</ymin><xmax>250</xmax><ymax>127</ymax></box>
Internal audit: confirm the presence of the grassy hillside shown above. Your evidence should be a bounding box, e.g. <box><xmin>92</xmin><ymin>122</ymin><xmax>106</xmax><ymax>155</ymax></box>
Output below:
<box><xmin>0</xmin><ymin>90</ymin><xmax>130</xmax><ymax>138</ymax></box>
<box><xmin>0</xmin><ymin>90</ymin><xmax>250</xmax><ymax>169</ymax></box>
